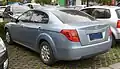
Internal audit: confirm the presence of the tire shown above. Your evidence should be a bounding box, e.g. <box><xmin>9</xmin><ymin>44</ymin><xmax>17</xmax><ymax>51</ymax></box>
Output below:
<box><xmin>5</xmin><ymin>30</ymin><xmax>13</xmax><ymax>45</ymax></box>
<box><xmin>112</xmin><ymin>35</ymin><xmax>116</xmax><ymax>47</ymax></box>
<box><xmin>39</xmin><ymin>41</ymin><xmax>55</xmax><ymax>65</ymax></box>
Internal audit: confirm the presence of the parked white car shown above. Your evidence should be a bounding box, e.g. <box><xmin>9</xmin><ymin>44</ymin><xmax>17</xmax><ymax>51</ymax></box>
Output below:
<box><xmin>81</xmin><ymin>6</ymin><xmax>120</xmax><ymax>45</ymax></box>
<box><xmin>74</xmin><ymin>5</ymin><xmax>87</xmax><ymax>10</ymax></box>
<box><xmin>3</xmin><ymin>4</ymin><xmax>30</xmax><ymax>22</ymax></box>
<box><xmin>23</xmin><ymin>3</ymin><xmax>41</xmax><ymax>9</ymax></box>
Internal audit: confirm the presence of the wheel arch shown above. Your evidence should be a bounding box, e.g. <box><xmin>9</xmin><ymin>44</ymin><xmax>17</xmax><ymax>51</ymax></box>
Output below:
<box><xmin>36</xmin><ymin>33</ymin><xmax>57</xmax><ymax>58</ymax></box>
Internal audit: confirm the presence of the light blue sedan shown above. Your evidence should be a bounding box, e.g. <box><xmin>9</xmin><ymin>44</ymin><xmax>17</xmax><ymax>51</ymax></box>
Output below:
<box><xmin>4</xmin><ymin>8</ymin><xmax>112</xmax><ymax>65</ymax></box>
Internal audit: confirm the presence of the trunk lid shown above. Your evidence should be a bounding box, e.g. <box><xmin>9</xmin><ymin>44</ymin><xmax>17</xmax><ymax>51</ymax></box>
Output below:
<box><xmin>68</xmin><ymin>21</ymin><xmax>110</xmax><ymax>46</ymax></box>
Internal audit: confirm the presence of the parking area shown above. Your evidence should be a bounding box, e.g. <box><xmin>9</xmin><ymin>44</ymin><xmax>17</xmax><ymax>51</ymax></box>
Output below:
<box><xmin>7</xmin><ymin>43</ymin><xmax>120</xmax><ymax>69</ymax></box>
<box><xmin>0</xmin><ymin>1</ymin><xmax>120</xmax><ymax>69</ymax></box>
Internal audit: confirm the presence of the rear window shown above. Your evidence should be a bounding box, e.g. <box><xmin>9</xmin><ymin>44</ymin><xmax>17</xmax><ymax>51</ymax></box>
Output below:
<box><xmin>52</xmin><ymin>10</ymin><xmax>95</xmax><ymax>23</ymax></box>
<box><xmin>116</xmin><ymin>9</ymin><xmax>120</xmax><ymax>19</ymax></box>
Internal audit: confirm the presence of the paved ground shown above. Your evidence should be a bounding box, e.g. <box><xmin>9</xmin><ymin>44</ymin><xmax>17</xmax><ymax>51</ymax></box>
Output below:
<box><xmin>0</xmin><ymin>18</ymin><xmax>3</xmax><ymax>22</ymax></box>
<box><xmin>6</xmin><ymin>42</ymin><xmax>120</xmax><ymax>69</ymax></box>
<box><xmin>99</xmin><ymin>63</ymin><xmax>120</xmax><ymax>69</ymax></box>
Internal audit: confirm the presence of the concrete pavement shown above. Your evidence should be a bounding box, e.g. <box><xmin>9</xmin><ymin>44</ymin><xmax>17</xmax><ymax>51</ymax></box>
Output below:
<box><xmin>99</xmin><ymin>63</ymin><xmax>120</xmax><ymax>69</ymax></box>
<box><xmin>0</xmin><ymin>18</ymin><xmax>3</xmax><ymax>22</ymax></box>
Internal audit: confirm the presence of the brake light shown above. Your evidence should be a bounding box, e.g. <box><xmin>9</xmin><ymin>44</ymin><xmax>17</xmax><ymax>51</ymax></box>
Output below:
<box><xmin>117</xmin><ymin>20</ymin><xmax>120</xmax><ymax>28</ymax></box>
<box><xmin>108</xmin><ymin>28</ymin><xmax>112</xmax><ymax>36</ymax></box>
<box><xmin>60</xmin><ymin>29</ymin><xmax>80</xmax><ymax>42</ymax></box>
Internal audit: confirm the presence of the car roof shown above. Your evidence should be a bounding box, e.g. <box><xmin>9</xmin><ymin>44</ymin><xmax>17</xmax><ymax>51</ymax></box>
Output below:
<box><xmin>11</xmin><ymin>4</ymin><xmax>30</xmax><ymax>9</ymax></box>
<box><xmin>85</xmin><ymin>6</ymin><xmax>120</xmax><ymax>10</ymax></box>
<box><xmin>35</xmin><ymin>6</ymin><xmax>76</xmax><ymax>12</ymax></box>
<box><xmin>24</xmin><ymin>3</ymin><xmax>40</xmax><ymax>5</ymax></box>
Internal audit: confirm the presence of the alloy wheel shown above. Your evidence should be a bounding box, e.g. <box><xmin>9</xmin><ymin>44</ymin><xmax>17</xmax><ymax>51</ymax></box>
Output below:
<box><xmin>6</xmin><ymin>32</ymin><xmax>10</xmax><ymax>43</ymax></box>
<box><xmin>41</xmin><ymin>45</ymin><xmax>50</xmax><ymax>62</ymax></box>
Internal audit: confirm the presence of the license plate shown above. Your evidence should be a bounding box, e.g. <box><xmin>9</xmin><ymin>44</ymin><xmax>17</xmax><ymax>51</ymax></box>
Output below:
<box><xmin>89</xmin><ymin>32</ymin><xmax>103</xmax><ymax>40</ymax></box>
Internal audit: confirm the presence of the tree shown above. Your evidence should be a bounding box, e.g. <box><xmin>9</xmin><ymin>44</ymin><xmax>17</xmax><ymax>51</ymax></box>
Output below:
<box><xmin>116</xmin><ymin>0</ymin><xmax>120</xmax><ymax>2</ymax></box>
<box><xmin>35</xmin><ymin>0</ymin><xmax>51</xmax><ymax>5</ymax></box>
<box><xmin>2</xmin><ymin>0</ymin><xmax>7</xmax><ymax>5</ymax></box>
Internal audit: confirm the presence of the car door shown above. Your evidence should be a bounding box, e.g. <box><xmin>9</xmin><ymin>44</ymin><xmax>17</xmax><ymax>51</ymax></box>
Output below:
<box><xmin>11</xmin><ymin>10</ymin><xmax>33</xmax><ymax>43</ymax></box>
<box><xmin>20</xmin><ymin>10</ymin><xmax>49</xmax><ymax>49</ymax></box>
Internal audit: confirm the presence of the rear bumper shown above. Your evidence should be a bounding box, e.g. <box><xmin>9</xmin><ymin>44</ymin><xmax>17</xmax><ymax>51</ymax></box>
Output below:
<box><xmin>55</xmin><ymin>40</ymin><xmax>112</xmax><ymax>60</ymax></box>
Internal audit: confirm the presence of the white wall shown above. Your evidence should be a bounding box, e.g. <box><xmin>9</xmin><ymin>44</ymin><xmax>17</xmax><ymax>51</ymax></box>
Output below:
<box><xmin>31</xmin><ymin>0</ymin><xmax>35</xmax><ymax>3</ymax></box>
<box><xmin>76</xmin><ymin>0</ymin><xmax>82</xmax><ymax>5</ymax></box>
<box><xmin>52</xmin><ymin>0</ymin><xmax>56</xmax><ymax>2</ymax></box>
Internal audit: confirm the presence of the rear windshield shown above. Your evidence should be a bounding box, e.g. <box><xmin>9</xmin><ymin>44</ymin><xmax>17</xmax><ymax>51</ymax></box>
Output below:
<box><xmin>116</xmin><ymin>9</ymin><xmax>120</xmax><ymax>19</ymax></box>
<box><xmin>52</xmin><ymin>10</ymin><xmax>95</xmax><ymax>23</ymax></box>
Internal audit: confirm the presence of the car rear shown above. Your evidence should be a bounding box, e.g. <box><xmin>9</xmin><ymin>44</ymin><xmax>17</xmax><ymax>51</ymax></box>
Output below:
<box><xmin>115</xmin><ymin>8</ymin><xmax>120</xmax><ymax>39</ymax></box>
<box><xmin>54</xmin><ymin>24</ymin><xmax>112</xmax><ymax>60</ymax></box>
<box><xmin>50</xmin><ymin>9</ymin><xmax>112</xmax><ymax>60</ymax></box>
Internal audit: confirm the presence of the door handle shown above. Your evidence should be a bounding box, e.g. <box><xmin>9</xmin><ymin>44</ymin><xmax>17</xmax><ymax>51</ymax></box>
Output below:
<box><xmin>37</xmin><ymin>27</ymin><xmax>41</xmax><ymax>31</ymax></box>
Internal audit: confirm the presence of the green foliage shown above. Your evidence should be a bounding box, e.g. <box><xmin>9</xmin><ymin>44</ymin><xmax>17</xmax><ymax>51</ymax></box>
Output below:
<box><xmin>35</xmin><ymin>0</ymin><xmax>51</xmax><ymax>5</ymax></box>
<box><xmin>116</xmin><ymin>0</ymin><xmax>120</xmax><ymax>2</ymax></box>
<box><xmin>2</xmin><ymin>0</ymin><xmax>7</xmax><ymax>5</ymax></box>
<box><xmin>100</xmin><ymin>0</ymin><xmax>111</xmax><ymax>3</ymax></box>
<box><xmin>0</xmin><ymin>22</ymin><xmax>7</xmax><ymax>39</ymax></box>
<box><xmin>82</xmin><ymin>0</ymin><xmax>113</xmax><ymax>5</ymax></box>
<box><xmin>8</xmin><ymin>0</ymin><xmax>21</xmax><ymax>2</ymax></box>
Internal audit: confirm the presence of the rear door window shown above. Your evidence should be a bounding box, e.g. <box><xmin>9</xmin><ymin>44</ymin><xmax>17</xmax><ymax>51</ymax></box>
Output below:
<box><xmin>30</xmin><ymin>10</ymin><xmax>49</xmax><ymax>23</ymax></box>
<box><xmin>92</xmin><ymin>8</ymin><xmax>111</xmax><ymax>19</ymax></box>
<box><xmin>116</xmin><ymin>9</ymin><xmax>120</xmax><ymax>19</ymax></box>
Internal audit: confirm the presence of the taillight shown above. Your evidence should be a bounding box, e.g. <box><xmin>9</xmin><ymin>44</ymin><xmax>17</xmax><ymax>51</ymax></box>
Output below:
<box><xmin>108</xmin><ymin>28</ymin><xmax>112</xmax><ymax>36</ymax></box>
<box><xmin>117</xmin><ymin>20</ymin><xmax>120</xmax><ymax>28</ymax></box>
<box><xmin>60</xmin><ymin>29</ymin><xmax>80</xmax><ymax>42</ymax></box>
